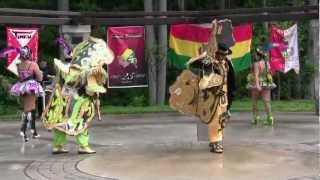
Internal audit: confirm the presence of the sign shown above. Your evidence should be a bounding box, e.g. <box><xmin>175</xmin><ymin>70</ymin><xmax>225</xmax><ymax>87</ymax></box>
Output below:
<box><xmin>6</xmin><ymin>27</ymin><xmax>39</xmax><ymax>75</ymax></box>
<box><xmin>107</xmin><ymin>26</ymin><xmax>147</xmax><ymax>88</ymax></box>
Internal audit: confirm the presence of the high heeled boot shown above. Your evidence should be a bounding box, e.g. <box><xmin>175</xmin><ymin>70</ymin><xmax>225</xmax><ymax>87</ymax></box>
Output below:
<box><xmin>20</xmin><ymin>112</ymin><xmax>29</xmax><ymax>142</ymax></box>
<box><xmin>30</xmin><ymin>110</ymin><xmax>40</xmax><ymax>138</ymax></box>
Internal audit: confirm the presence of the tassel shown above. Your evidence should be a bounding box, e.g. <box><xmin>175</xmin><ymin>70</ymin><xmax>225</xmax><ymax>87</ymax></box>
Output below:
<box><xmin>0</xmin><ymin>47</ymin><xmax>19</xmax><ymax>58</ymax></box>
<box><xmin>55</xmin><ymin>36</ymin><xmax>72</xmax><ymax>56</ymax></box>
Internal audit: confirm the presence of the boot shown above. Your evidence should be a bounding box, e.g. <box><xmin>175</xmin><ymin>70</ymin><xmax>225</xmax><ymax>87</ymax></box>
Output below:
<box><xmin>52</xmin><ymin>146</ymin><xmax>69</xmax><ymax>154</ymax></box>
<box><xmin>78</xmin><ymin>146</ymin><xmax>96</xmax><ymax>154</ymax></box>
<box><xmin>209</xmin><ymin>141</ymin><xmax>223</xmax><ymax>153</ymax></box>
<box><xmin>30</xmin><ymin>110</ymin><xmax>40</xmax><ymax>139</ymax></box>
<box><xmin>264</xmin><ymin>115</ymin><xmax>274</xmax><ymax>126</ymax></box>
<box><xmin>252</xmin><ymin>115</ymin><xmax>261</xmax><ymax>125</ymax></box>
<box><xmin>20</xmin><ymin>112</ymin><xmax>29</xmax><ymax>142</ymax></box>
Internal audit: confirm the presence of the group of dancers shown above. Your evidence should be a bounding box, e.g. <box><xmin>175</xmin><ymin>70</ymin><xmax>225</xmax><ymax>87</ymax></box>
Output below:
<box><xmin>5</xmin><ymin>19</ymin><xmax>276</xmax><ymax>155</ymax></box>
<box><xmin>7</xmin><ymin>36</ymin><xmax>114</xmax><ymax>154</ymax></box>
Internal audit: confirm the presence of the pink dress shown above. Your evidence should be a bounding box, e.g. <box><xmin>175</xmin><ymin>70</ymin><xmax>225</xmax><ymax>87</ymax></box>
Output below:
<box><xmin>10</xmin><ymin>61</ymin><xmax>44</xmax><ymax>97</ymax></box>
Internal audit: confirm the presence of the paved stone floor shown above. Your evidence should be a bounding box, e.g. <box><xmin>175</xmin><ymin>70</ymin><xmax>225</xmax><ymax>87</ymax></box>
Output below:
<box><xmin>0</xmin><ymin>112</ymin><xmax>319</xmax><ymax>180</ymax></box>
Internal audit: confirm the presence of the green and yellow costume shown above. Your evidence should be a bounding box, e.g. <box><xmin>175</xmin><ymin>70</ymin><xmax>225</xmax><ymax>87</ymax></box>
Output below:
<box><xmin>42</xmin><ymin>37</ymin><xmax>114</xmax><ymax>153</ymax></box>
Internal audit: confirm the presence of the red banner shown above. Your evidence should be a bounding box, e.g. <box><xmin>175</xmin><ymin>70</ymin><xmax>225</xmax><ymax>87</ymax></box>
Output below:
<box><xmin>269</xmin><ymin>25</ymin><xmax>285</xmax><ymax>73</ymax></box>
<box><xmin>6</xmin><ymin>27</ymin><xmax>39</xmax><ymax>75</ymax></box>
<box><xmin>107</xmin><ymin>26</ymin><xmax>147</xmax><ymax>88</ymax></box>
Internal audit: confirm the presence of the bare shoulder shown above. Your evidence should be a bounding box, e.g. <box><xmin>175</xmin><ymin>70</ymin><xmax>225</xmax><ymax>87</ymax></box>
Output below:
<box><xmin>30</xmin><ymin>61</ymin><xmax>39</xmax><ymax>66</ymax></box>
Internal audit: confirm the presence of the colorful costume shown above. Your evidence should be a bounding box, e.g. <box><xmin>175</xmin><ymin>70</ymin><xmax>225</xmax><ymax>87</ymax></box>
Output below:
<box><xmin>189</xmin><ymin>46</ymin><xmax>234</xmax><ymax>153</ymax></box>
<box><xmin>9</xmin><ymin>46</ymin><xmax>43</xmax><ymax>142</ymax></box>
<box><xmin>42</xmin><ymin>37</ymin><xmax>114</xmax><ymax>154</ymax></box>
<box><xmin>169</xmin><ymin>20</ymin><xmax>236</xmax><ymax>153</ymax></box>
<box><xmin>246</xmin><ymin>63</ymin><xmax>276</xmax><ymax>90</ymax></box>
<box><xmin>246</xmin><ymin>47</ymin><xmax>276</xmax><ymax>125</ymax></box>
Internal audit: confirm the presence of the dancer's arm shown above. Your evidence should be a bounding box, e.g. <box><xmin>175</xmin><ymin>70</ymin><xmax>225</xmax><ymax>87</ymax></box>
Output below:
<box><xmin>33</xmin><ymin>62</ymin><xmax>43</xmax><ymax>82</ymax></box>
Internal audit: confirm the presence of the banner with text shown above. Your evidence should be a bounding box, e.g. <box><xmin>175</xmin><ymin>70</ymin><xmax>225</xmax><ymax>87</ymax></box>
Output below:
<box><xmin>107</xmin><ymin>26</ymin><xmax>147</xmax><ymax>88</ymax></box>
<box><xmin>6</xmin><ymin>27</ymin><xmax>39</xmax><ymax>76</ymax></box>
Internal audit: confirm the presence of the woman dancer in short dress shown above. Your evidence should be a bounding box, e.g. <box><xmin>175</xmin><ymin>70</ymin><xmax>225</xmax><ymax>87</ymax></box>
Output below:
<box><xmin>10</xmin><ymin>46</ymin><xmax>44</xmax><ymax>142</ymax></box>
<box><xmin>247</xmin><ymin>47</ymin><xmax>276</xmax><ymax>125</ymax></box>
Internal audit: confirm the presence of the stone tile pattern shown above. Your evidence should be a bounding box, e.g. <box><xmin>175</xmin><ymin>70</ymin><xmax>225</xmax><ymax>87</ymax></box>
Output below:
<box><xmin>25</xmin><ymin>155</ymin><xmax>117</xmax><ymax>180</ymax></box>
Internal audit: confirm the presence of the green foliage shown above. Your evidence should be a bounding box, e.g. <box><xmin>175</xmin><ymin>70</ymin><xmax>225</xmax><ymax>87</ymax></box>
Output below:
<box><xmin>231</xmin><ymin>98</ymin><xmax>315</xmax><ymax>112</ymax></box>
<box><xmin>102</xmin><ymin>105</ymin><xmax>173</xmax><ymax>114</ymax></box>
<box><xmin>0</xmin><ymin>0</ymin><xmax>56</xmax><ymax>9</ymax></box>
<box><xmin>0</xmin><ymin>75</ymin><xmax>18</xmax><ymax>106</ymax></box>
<box><xmin>102</xmin><ymin>88</ymin><xmax>148</xmax><ymax>106</ymax></box>
<box><xmin>235</xmin><ymin>68</ymin><xmax>251</xmax><ymax>99</ymax></box>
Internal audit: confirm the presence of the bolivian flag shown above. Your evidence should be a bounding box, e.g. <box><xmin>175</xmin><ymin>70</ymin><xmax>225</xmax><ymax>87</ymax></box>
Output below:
<box><xmin>228</xmin><ymin>24</ymin><xmax>253</xmax><ymax>72</ymax></box>
<box><xmin>168</xmin><ymin>23</ymin><xmax>253</xmax><ymax>72</ymax></box>
<box><xmin>168</xmin><ymin>24</ymin><xmax>211</xmax><ymax>69</ymax></box>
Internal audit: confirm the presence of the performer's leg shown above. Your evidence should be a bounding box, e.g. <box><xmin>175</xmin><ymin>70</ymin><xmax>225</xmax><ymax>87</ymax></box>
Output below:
<box><xmin>20</xmin><ymin>94</ymin><xmax>34</xmax><ymax>142</ymax></box>
<box><xmin>23</xmin><ymin>94</ymin><xmax>36</xmax><ymax>112</ymax></box>
<box><xmin>22</xmin><ymin>94</ymin><xmax>40</xmax><ymax>138</ymax></box>
<box><xmin>20</xmin><ymin>112</ymin><xmax>29</xmax><ymax>142</ymax></box>
<box><xmin>261</xmin><ymin>89</ymin><xmax>274</xmax><ymax>126</ymax></box>
<box><xmin>37</xmin><ymin>96</ymin><xmax>43</xmax><ymax>118</ymax></box>
<box><xmin>251</xmin><ymin>89</ymin><xmax>260</xmax><ymax>124</ymax></box>
<box><xmin>52</xmin><ymin>130</ymin><xmax>68</xmax><ymax>154</ymax></box>
<box><xmin>76</xmin><ymin>130</ymin><xmax>96</xmax><ymax>154</ymax></box>
<box><xmin>208</xmin><ymin>108</ymin><xmax>224</xmax><ymax>153</ymax></box>
<box><xmin>30</xmin><ymin>109</ymin><xmax>40</xmax><ymax>138</ymax></box>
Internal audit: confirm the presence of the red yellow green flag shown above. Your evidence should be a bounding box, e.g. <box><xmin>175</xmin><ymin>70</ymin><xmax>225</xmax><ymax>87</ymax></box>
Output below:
<box><xmin>168</xmin><ymin>23</ymin><xmax>253</xmax><ymax>72</ymax></box>
<box><xmin>228</xmin><ymin>24</ymin><xmax>253</xmax><ymax>72</ymax></box>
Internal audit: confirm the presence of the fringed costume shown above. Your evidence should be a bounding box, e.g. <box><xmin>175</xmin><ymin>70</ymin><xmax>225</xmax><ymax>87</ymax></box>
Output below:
<box><xmin>169</xmin><ymin>19</ymin><xmax>236</xmax><ymax>153</ymax></box>
<box><xmin>42</xmin><ymin>37</ymin><xmax>114</xmax><ymax>154</ymax></box>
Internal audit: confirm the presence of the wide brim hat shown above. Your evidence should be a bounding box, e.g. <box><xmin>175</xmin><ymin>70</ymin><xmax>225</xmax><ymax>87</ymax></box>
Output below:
<box><xmin>217</xmin><ymin>43</ymin><xmax>232</xmax><ymax>55</ymax></box>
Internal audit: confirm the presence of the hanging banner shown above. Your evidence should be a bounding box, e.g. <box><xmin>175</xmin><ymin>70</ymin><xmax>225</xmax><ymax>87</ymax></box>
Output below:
<box><xmin>269</xmin><ymin>24</ymin><xmax>299</xmax><ymax>74</ymax></box>
<box><xmin>283</xmin><ymin>24</ymin><xmax>299</xmax><ymax>74</ymax></box>
<box><xmin>269</xmin><ymin>25</ymin><xmax>285</xmax><ymax>73</ymax></box>
<box><xmin>107</xmin><ymin>26</ymin><xmax>147</xmax><ymax>88</ymax></box>
<box><xmin>6</xmin><ymin>27</ymin><xmax>39</xmax><ymax>76</ymax></box>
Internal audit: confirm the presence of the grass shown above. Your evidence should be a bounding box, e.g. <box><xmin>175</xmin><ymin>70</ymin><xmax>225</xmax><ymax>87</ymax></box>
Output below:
<box><xmin>231</xmin><ymin>99</ymin><xmax>315</xmax><ymax>112</ymax></box>
<box><xmin>101</xmin><ymin>99</ymin><xmax>315</xmax><ymax>114</ymax></box>
<box><xmin>102</xmin><ymin>105</ymin><xmax>173</xmax><ymax>114</ymax></box>
<box><xmin>0</xmin><ymin>99</ymin><xmax>315</xmax><ymax>120</ymax></box>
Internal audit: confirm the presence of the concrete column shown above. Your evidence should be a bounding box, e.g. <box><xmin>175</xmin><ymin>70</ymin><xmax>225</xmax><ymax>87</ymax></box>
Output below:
<box><xmin>144</xmin><ymin>0</ymin><xmax>157</xmax><ymax>105</ymax></box>
<box><xmin>58</xmin><ymin>0</ymin><xmax>69</xmax><ymax>60</ymax></box>
<box><xmin>310</xmin><ymin>20</ymin><xmax>319</xmax><ymax>115</ymax></box>
<box><xmin>60</xmin><ymin>25</ymin><xmax>91</xmax><ymax>59</ymax></box>
<box><xmin>157</xmin><ymin>0</ymin><xmax>167</xmax><ymax>105</ymax></box>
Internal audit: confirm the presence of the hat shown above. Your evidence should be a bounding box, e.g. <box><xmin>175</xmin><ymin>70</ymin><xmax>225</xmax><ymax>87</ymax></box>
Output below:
<box><xmin>217</xmin><ymin>43</ymin><xmax>232</xmax><ymax>55</ymax></box>
<box><xmin>255</xmin><ymin>47</ymin><xmax>267</xmax><ymax>57</ymax></box>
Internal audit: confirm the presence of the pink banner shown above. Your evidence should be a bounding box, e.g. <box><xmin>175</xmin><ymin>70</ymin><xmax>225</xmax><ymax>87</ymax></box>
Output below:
<box><xmin>6</xmin><ymin>27</ymin><xmax>39</xmax><ymax>75</ymax></box>
<box><xmin>269</xmin><ymin>25</ymin><xmax>285</xmax><ymax>73</ymax></box>
<box><xmin>107</xmin><ymin>26</ymin><xmax>147</xmax><ymax>88</ymax></box>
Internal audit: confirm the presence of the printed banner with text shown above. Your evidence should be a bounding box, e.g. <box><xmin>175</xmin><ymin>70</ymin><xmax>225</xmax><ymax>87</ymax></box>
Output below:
<box><xmin>6</xmin><ymin>27</ymin><xmax>39</xmax><ymax>76</ymax></box>
<box><xmin>107</xmin><ymin>26</ymin><xmax>147</xmax><ymax>88</ymax></box>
